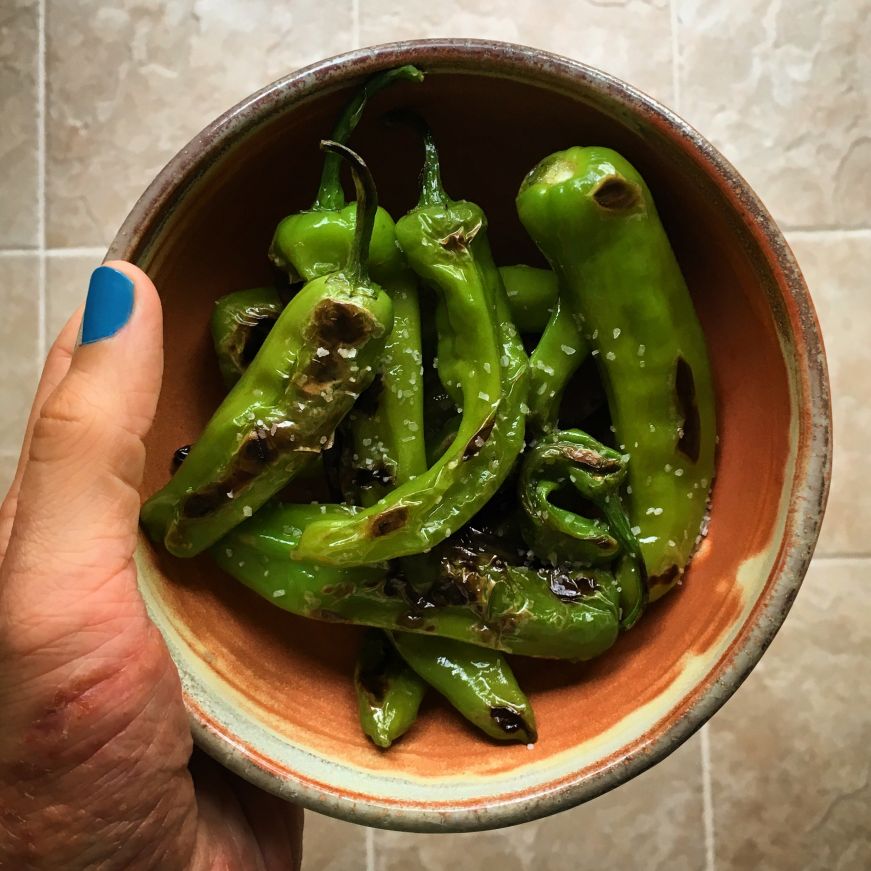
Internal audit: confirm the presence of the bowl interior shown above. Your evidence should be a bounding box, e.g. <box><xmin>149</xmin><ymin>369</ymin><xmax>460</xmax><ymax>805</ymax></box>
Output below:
<box><xmin>129</xmin><ymin>47</ymin><xmax>815</xmax><ymax>831</ymax></box>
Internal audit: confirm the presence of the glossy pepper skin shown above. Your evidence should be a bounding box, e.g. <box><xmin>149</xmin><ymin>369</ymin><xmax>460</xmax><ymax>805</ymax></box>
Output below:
<box><xmin>269</xmin><ymin>66</ymin><xmax>427</xmax><ymax>505</ymax></box>
<box><xmin>517</xmin><ymin>146</ymin><xmax>716</xmax><ymax>599</ymax></box>
<box><xmin>210</xmin><ymin>286</ymin><xmax>283</xmax><ymax>388</ymax></box>
<box><xmin>291</xmin><ymin>129</ymin><xmax>528</xmax><ymax>567</ymax></box>
<box><xmin>355</xmin><ymin>629</ymin><xmax>426</xmax><ymax>748</ymax></box>
<box><xmin>498</xmin><ymin>265</ymin><xmax>558</xmax><ymax>334</ymax></box>
<box><xmin>213</xmin><ymin>506</ymin><xmax>621</xmax><ymax>661</ymax></box>
<box><xmin>518</xmin><ymin>428</ymin><xmax>646</xmax><ymax>629</ymax></box>
<box><xmin>141</xmin><ymin>143</ymin><xmax>393</xmax><ymax>557</ymax></box>
<box><xmin>390</xmin><ymin>632</ymin><xmax>537</xmax><ymax>744</ymax></box>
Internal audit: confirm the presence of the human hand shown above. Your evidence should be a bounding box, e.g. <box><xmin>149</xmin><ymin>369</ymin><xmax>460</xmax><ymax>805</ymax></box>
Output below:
<box><xmin>0</xmin><ymin>263</ymin><xmax>302</xmax><ymax>870</ymax></box>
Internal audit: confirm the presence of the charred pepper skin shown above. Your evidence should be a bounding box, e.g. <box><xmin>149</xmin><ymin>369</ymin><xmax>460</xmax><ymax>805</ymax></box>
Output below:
<box><xmin>213</xmin><ymin>505</ymin><xmax>620</xmax><ymax>661</ymax></box>
<box><xmin>292</xmin><ymin>129</ymin><xmax>528</xmax><ymax>567</ymax></box>
<box><xmin>141</xmin><ymin>143</ymin><xmax>393</xmax><ymax>557</ymax></box>
<box><xmin>355</xmin><ymin>629</ymin><xmax>427</xmax><ymax>748</ymax></box>
<box><xmin>517</xmin><ymin>146</ymin><xmax>716</xmax><ymax>599</ymax></box>
<box><xmin>268</xmin><ymin>66</ymin><xmax>427</xmax><ymax>504</ymax></box>
<box><xmin>389</xmin><ymin>632</ymin><xmax>537</xmax><ymax>744</ymax></box>
<box><xmin>210</xmin><ymin>286</ymin><xmax>284</xmax><ymax>388</ymax></box>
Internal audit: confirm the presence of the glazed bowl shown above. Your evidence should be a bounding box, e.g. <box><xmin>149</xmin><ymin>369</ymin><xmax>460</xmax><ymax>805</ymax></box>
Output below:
<box><xmin>111</xmin><ymin>39</ymin><xmax>831</xmax><ymax>832</ymax></box>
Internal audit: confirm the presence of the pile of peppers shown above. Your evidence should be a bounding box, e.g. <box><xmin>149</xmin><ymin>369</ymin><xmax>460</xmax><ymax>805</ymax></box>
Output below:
<box><xmin>141</xmin><ymin>66</ymin><xmax>716</xmax><ymax>749</ymax></box>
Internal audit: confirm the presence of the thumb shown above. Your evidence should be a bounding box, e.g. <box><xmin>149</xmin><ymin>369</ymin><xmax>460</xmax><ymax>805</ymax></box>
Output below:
<box><xmin>0</xmin><ymin>261</ymin><xmax>163</xmax><ymax>651</ymax></box>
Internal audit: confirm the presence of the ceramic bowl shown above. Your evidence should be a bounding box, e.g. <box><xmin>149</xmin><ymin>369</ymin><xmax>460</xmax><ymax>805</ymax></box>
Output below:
<box><xmin>109</xmin><ymin>39</ymin><xmax>831</xmax><ymax>832</ymax></box>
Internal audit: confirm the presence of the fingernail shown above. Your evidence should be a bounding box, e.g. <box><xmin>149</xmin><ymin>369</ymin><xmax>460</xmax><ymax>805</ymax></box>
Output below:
<box><xmin>79</xmin><ymin>266</ymin><xmax>135</xmax><ymax>345</ymax></box>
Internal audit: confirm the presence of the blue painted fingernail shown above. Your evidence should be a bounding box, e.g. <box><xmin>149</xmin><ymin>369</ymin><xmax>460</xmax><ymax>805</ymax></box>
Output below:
<box><xmin>79</xmin><ymin>266</ymin><xmax>135</xmax><ymax>345</ymax></box>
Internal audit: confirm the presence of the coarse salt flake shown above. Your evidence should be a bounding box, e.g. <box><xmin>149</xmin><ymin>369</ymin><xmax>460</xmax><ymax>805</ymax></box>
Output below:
<box><xmin>561</xmin><ymin>344</ymin><xmax>576</xmax><ymax>355</ymax></box>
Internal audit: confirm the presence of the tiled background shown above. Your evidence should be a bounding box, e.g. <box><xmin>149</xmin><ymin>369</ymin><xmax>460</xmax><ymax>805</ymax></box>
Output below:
<box><xmin>1</xmin><ymin>1</ymin><xmax>867</xmax><ymax>868</ymax></box>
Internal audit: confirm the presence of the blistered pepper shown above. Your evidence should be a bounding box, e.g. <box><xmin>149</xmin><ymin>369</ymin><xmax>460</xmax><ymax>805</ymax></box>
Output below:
<box><xmin>517</xmin><ymin>146</ymin><xmax>716</xmax><ymax>599</ymax></box>
<box><xmin>518</xmin><ymin>428</ymin><xmax>646</xmax><ymax>629</ymax></box>
<box><xmin>269</xmin><ymin>65</ymin><xmax>427</xmax><ymax>504</ymax></box>
<box><xmin>290</xmin><ymin>128</ymin><xmax>528</xmax><ymax>567</ymax></box>
<box><xmin>213</xmin><ymin>506</ymin><xmax>620</xmax><ymax>661</ymax></box>
<box><xmin>390</xmin><ymin>632</ymin><xmax>537</xmax><ymax>744</ymax></box>
<box><xmin>355</xmin><ymin>629</ymin><xmax>426</xmax><ymax>748</ymax></box>
<box><xmin>210</xmin><ymin>286</ymin><xmax>283</xmax><ymax>388</ymax></box>
<box><xmin>141</xmin><ymin>143</ymin><xmax>393</xmax><ymax>557</ymax></box>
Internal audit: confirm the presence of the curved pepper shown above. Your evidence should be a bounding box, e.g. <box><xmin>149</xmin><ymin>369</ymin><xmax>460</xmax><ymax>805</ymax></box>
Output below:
<box><xmin>210</xmin><ymin>286</ymin><xmax>283</xmax><ymax>388</ymax></box>
<box><xmin>390</xmin><ymin>632</ymin><xmax>537</xmax><ymax>744</ymax></box>
<box><xmin>269</xmin><ymin>66</ymin><xmax>427</xmax><ymax>504</ymax></box>
<box><xmin>212</xmin><ymin>506</ymin><xmax>620</xmax><ymax>661</ymax></box>
<box><xmin>290</xmin><ymin>128</ymin><xmax>528</xmax><ymax>567</ymax></box>
<box><xmin>141</xmin><ymin>143</ymin><xmax>393</xmax><ymax>557</ymax></box>
<box><xmin>517</xmin><ymin>146</ymin><xmax>716</xmax><ymax>599</ymax></box>
<box><xmin>355</xmin><ymin>629</ymin><xmax>426</xmax><ymax>748</ymax></box>
<box><xmin>518</xmin><ymin>428</ymin><xmax>646</xmax><ymax>628</ymax></box>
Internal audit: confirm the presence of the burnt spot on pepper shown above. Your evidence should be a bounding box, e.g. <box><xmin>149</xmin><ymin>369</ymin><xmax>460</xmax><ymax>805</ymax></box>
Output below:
<box><xmin>370</xmin><ymin>506</ymin><xmax>409</xmax><ymax>537</ymax></box>
<box><xmin>439</xmin><ymin>220</ymin><xmax>482</xmax><ymax>252</ymax></box>
<box><xmin>649</xmin><ymin>563</ymin><xmax>681</xmax><ymax>593</ymax></box>
<box><xmin>462</xmin><ymin>415</ymin><xmax>496</xmax><ymax>460</ymax></box>
<box><xmin>592</xmin><ymin>176</ymin><xmax>643</xmax><ymax>212</ymax></box>
<box><xmin>239</xmin><ymin>314</ymin><xmax>279</xmax><ymax>367</ymax></box>
<box><xmin>562</xmin><ymin>445</ymin><xmax>623</xmax><ymax>475</ymax></box>
<box><xmin>547</xmin><ymin>570</ymin><xmax>599</xmax><ymax>602</ymax></box>
<box><xmin>675</xmin><ymin>356</ymin><xmax>701</xmax><ymax>462</ymax></box>
<box><xmin>171</xmin><ymin>444</ymin><xmax>191</xmax><ymax>472</ymax></box>
<box><xmin>181</xmin><ymin>485</ymin><xmax>230</xmax><ymax>518</ymax></box>
<box><xmin>490</xmin><ymin>707</ymin><xmax>532</xmax><ymax>738</ymax></box>
<box><xmin>357</xmin><ymin>651</ymin><xmax>390</xmax><ymax>702</ymax></box>
<box><xmin>310</xmin><ymin>298</ymin><xmax>379</xmax><ymax>347</ymax></box>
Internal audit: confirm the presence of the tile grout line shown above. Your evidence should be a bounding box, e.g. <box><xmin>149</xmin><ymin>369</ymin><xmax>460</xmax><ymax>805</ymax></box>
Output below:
<box><xmin>351</xmin><ymin>0</ymin><xmax>360</xmax><ymax>49</ymax></box>
<box><xmin>36</xmin><ymin>0</ymin><xmax>47</xmax><ymax>364</ymax></box>
<box><xmin>669</xmin><ymin>0</ymin><xmax>680</xmax><ymax>111</ymax></box>
<box><xmin>701</xmin><ymin>724</ymin><xmax>716</xmax><ymax>871</ymax></box>
<box><xmin>365</xmin><ymin>827</ymin><xmax>375</xmax><ymax>871</ymax></box>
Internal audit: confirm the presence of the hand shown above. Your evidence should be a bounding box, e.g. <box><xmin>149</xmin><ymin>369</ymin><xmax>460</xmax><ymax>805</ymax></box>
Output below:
<box><xmin>0</xmin><ymin>263</ymin><xmax>303</xmax><ymax>870</ymax></box>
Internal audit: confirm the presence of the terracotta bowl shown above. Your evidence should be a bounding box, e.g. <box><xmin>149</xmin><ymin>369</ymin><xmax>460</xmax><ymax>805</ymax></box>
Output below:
<box><xmin>110</xmin><ymin>39</ymin><xmax>831</xmax><ymax>832</ymax></box>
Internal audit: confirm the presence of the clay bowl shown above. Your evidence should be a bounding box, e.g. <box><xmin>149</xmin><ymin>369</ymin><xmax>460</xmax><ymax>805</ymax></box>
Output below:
<box><xmin>110</xmin><ymin>40</ymin><xmax>831</xmax><ymax>832</ymax></box>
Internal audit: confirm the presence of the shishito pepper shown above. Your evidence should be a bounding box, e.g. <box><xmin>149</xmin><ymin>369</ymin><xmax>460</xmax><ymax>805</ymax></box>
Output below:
<box><xmin>355</xmin><ymin>629</ymin><xmax>426</xmax><ymax>748</ymax></box>
<box><xmin>270</xmin><ymin>65</ymin><xmax>427</xmax><ymax>504</ymax></box>
<box><xmin>213</xmin><ymin>506</ymin><xmax>621</xmax><ymax>661</ymax></box>
<box><xmin>390</xmin><ymin>632</ymin><xmax>537</xmax><ymax>744</ymax></box>
<box><xmin>210</xmin><ymin>286</ymin><xmax>283</xmax><ymax>388</ymax></box>
<box><xmin>518</xmin><ymin>428</ymin><xmax>646</xmax><ymax>629</ymax></box>
<box><xmin>498</xmin><ymin>264</ymin><xmax>558</xmax><ymax>334</ymax></box>
<box><xmin>517</xmin><ymin>146</ymin><xmax>716</xmax><ymax>599</ymax></box>
<box><xmin>141</xmin><ymin>143</ymin><xmax>393</xmax><ymax>557</ymax></box>
<box><xmin>291</xmin><ymin>128</ymin><xmax>528</xmax><ymax>567</ymax></box>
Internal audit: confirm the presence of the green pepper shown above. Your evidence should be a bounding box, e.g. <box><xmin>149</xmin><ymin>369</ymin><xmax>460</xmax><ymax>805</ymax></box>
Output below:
<box><xmin>210</xmin><ymin>286</ymin><xmax>283</xmax><ymax>388</ymax></box>
<box><xmin>213</xmin><ymin>507</ymin><xmax>620</xmax><ymax>661</ymax></box>
<box><xmin>518</xmin><ymin>428</ymin><xmax>646</xmax><ymax>628</ymax></box>
<box><xmin>390</xmin><ymin>632</ymin><xmax>536</xmax><ymax>744</ymax></box>
<box><xmin>290</xmin><ymin>127</ymin><xmax>528</xmax><ymax>567</ymax></box>
<box><xmin>355</xmin><ymin>629</ymin><xmax>426</xmax><ymax>748</ymax></box>
<box><xmin>141</xmin><ymin>143</ymin><xmax>393</xmax><ymax>557</ymax></box>
<box><xmin>269</xmin><ymin>66</ymin><xmax>427</xmax><ymax>506</ymax></box>
<box><xmin>517</xmin><ymin>146</ymin><xmax>716</xmax><ymax>600</ymax></box>
<box><xmin>498</xmin><ymin>265</ymin><xmax>558</xmax><ymax>333</ymax></box>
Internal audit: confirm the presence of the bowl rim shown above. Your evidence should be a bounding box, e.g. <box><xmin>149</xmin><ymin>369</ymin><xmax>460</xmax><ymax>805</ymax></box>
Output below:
<box><xmin>111</xmin><ymin>38</ymin><xmax>832</xmax><ymax>832</ymax></box>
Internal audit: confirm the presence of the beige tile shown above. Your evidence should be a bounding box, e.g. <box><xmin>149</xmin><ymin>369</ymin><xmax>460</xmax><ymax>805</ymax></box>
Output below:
<box><xmin>787</xmin><ymin>233</ymin><xmax>870</xmax><ymax>555</ymax></box>
<box><xmin>303</xmin><ymin>811</ymin><xmax>368</xmax><ymax>871</ymax></box>
<box><xmin>0</xmin><ymin>453</ymin><xmax>20</xmax><ymax>502</ymax></box>
<box><xmin>678</xmin><ymin>0</ymin><xmax>871</xmax><ymax>229</ymax></box>
<box><xmin>358</xmin><ymin>0</ymin><xmax>674</xmax><ymax>106</ymax></box>
<box><xmin>45</xmin><ymin>0</ymin><xmax>354</xmax><ymax>247</ymax></box>
<box><xmin>0</xmin><ymin>255</ymin><xmax>39</xmax><ymax>451</ymax></box>
<box><xmin>45</xmin><ymin>253</ymin><xmax>97</xmax><ymax>343</ymax></box>
<box><xmin>0</xmin><ymin>0</ymin><xmax>39</xmax><ymax>247</ymax></box>
<box><xmin>375</xmin><ymin>732</ymin><xmax>704</xmax><ymax>871</ymax></box>
<box><xmin>709</xmin><ymin>558</ymin><xmax>871</xmax><ymax>870</ymax></box>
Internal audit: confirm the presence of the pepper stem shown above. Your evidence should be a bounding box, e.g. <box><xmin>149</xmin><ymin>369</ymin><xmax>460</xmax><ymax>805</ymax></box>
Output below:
<box><xmin>417</xmin><ymin>127</ymin><xmax>450</xmax><ymax>208</ymax></box>
<box><xmin>313</xmin><ymin>65</ymin><xmax>424</xmax><ymax>212</ymax></box>
<box><xmin>319</xmin><ymin>140</ymin><xmax>377</xmax><ymax>283</ymax></box>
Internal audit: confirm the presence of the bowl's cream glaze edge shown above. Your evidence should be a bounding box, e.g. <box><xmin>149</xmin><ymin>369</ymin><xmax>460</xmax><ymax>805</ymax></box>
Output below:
<box><xmin>117</xmin><ymin>40</ymin><xmax>832</xmax><ymax>832</ymax></box>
